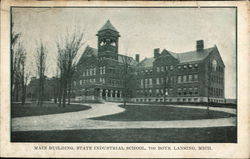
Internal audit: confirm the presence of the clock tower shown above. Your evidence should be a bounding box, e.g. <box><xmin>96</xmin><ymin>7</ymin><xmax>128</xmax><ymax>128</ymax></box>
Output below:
<box><xmin>96</xmin><ymin>20</ymin><xmax>120</xmax><ymax>60</ymax></box>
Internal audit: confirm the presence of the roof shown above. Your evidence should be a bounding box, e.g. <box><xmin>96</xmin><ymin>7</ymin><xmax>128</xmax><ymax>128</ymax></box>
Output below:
<box><xmin>77</xmin><ymin>45</ymin><xmax>138</xmax><ymax>66</ymax></box>
<box><xmin>76</xmin><ymin>46</ymin><xmax>97</xmax><ymax>65</ymax></box>
<box><xmin>138</xmin><ymin>46</ymin><xmax>216</xmax><ymax>66</ymax></box>
<box><xmin>138</xmin><ymin>57</ymin><xmax>154</xmax><ymax>68</ymax></box>
<box><xmin>118</xmin><ymin>54</ymin><xmax>138</xmax><ymax>66</ymax></box>
<box><xmin>169</xmin><ymin>47</ymin><xmax>215</xmax><ymax>63</ymax></box>
<box><xmin>98</xmin><ymin>20</ymin><xmax>118</xmax><ymax>32</ymax></box>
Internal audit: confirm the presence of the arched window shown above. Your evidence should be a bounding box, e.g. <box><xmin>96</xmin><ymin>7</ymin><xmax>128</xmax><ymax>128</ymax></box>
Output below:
<box><xmin>212</xmin><ymin>59</ymin><xmax>218</xmax><ymax>71</ymax></box>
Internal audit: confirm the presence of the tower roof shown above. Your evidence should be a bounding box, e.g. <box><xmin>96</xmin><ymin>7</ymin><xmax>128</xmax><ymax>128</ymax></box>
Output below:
<box><xmin>98</xmin><ymin>20</ymin><xmax>118</xmax><ymax>32</ymax></box>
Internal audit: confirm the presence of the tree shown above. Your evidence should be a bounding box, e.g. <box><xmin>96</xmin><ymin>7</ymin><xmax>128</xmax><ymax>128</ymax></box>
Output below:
<box><xmin>11</xmin><ymin>23</ymin><xmax>21</xmax><ymax>102</ymax></box>
<box><xmin>35</xmin><ymin>41</ymin><xmax>47</xmax><ymax>107</ymax></box>
<box><xmin>121</xmin><ymin>55</ymin><xmax>135</xmax><ymax>106</ymax></box>
<box><xmin>12</xmin><ymin>42</ymin><xmax>28</xmax><ymax>103</ymax></box>
<box><xmin>56</xmin><ymin>29</ymin><xmax>85</xmax><ymax>107</ymax></box>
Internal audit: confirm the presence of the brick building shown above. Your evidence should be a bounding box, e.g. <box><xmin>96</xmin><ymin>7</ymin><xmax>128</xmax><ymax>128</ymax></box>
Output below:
<box><xmin>72</xmin><ymin>20</ymin><xmax>138</xmax><ymax>102</ymax></box>
<box><xmin>72</xmin><ymin>20</ymin><xmax>225</xmax><ymax>103</ymax></box>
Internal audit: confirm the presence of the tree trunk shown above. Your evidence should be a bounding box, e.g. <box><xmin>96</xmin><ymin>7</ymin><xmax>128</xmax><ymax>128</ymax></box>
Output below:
<box><xmin>67</xmin><ymin>81</ymin><xmax>72</xmax><ymax>105</ymax></box>
<box><xmin>21</xmin><ymin>84</ymin><xmax>26</xmax><ymax>105</ymax></box>
<box><xmin>15</xmin><ymin>84</ymin><xmax>19</xmax><ymax>102</ymax></box>
<box><xmin>62</xmin><ymin>79</ymin><xmax>68</xmax><ymax>108</ymax></box>
<box><xmin>58</xmin><ymin>79</ymin><xmax>63</xmax><ymax>107</ymax></box>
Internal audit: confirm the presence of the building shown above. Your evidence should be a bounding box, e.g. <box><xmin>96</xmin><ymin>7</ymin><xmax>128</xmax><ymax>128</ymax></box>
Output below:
<box><xmin>72</xmin><ymin>20</ymin><xmax>138</xmax><ymax>102</ymax></box>
<box><xmin>72</xmin><ymin>20</ymin><xmax>225</xmax><ymax>103</ymax></box>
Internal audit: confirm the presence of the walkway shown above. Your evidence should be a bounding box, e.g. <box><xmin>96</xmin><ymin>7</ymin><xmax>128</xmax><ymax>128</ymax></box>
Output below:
<box><xmin>12</xmin><ymin>102</ymin><xmax>236</xmax><ymax>132</ymax></box>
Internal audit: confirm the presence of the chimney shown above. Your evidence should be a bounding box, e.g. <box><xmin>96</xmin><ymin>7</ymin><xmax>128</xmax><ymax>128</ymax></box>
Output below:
<box><xmin>196</xmin><ymin>40</ymin><xmax>204</xmax><ymax>51</ymax></box>
<box><xmin>154</xmin><ymin>48</ymin><xmax>160</xmax><ymax>58</ymax></box>
<box><xmin>135</xmin><ymin>54</ymin><xmax>140</xmax><ymax>62</ymax></box>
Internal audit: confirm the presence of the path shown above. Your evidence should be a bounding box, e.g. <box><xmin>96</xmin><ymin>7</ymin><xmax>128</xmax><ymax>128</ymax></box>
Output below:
<box><xmin>12</xmin><ymin>102</ymin><xmax>236</xmax><ymax>131</ymax></box>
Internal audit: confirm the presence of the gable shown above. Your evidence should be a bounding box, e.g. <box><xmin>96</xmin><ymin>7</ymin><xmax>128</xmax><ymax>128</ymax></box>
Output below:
<box><xmin>76</xmin><ymin>46</ymin><xmax>97</xmax><ymax>66</ymax></box>
<box><xmin>205</xmin><ymin>46</ymin><xmax>225</xmax><ymax>67</ymax></box>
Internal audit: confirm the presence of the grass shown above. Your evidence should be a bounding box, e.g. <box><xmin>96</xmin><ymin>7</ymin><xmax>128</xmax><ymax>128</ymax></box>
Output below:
<box><xmin>11</xmin><ymin>103</ymin><xmax>91</xmax><ymax>118</ymax></box>
<box><xmin>91</xmin><ymin>105</ymin><xmax>235</xmax><ymax>121</ymax></box>
<box><xmin>11</xmin><ymin>126</ymin><xmax>237</xmax><ymax>143</ymax></box>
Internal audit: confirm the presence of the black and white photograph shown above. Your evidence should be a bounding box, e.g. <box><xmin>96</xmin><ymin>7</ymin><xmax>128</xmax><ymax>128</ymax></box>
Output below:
<box><xmin>10</xmin><ymin>6</ymin><xmax>237</xmax><ymax>143</ymax></box>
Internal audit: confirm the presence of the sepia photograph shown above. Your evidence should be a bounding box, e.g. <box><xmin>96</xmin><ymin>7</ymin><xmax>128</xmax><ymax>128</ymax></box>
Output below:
<box><xmin>10</xmin><ymin>6</ymin><xmax>237</xmax><ymax>143</ymax></box>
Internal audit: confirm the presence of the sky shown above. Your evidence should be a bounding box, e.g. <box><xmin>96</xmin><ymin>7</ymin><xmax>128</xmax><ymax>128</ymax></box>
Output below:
<box><xmin>12</xmin><ymin>7</ymin><xmax>236</xmax><ymax>98</ymax></box>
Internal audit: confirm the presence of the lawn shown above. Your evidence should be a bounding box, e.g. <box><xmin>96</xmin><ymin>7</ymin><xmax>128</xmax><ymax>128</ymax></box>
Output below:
<box><xmin>11</xmin><ymin>126</ymin><xmax>237</xmax><ymax>143</ymax></box>
<box><xmin>11</xmin><ymin>103</ymin><xmax>91</xmax><ymax>118</ymax></box>
<box><xmin>91</xmin><ymin>105</ymin><xmax>235</xmax><ymax>121</ymax></box>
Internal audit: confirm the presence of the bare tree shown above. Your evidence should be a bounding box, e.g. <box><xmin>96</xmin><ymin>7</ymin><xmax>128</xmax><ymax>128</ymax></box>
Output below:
<box><xmin>12</xmin><ymin>42</ymin><xmax>27</xmax><ymax>102</ymax></box>
<box><xmin>35</xmin><ymin>41</ymin><xmax>47</xmax><ymax>107</ymax></box>
<box><xmin>121</xmin><ymin>55</ymin><xmax>135</xmax><ymax>106</ymax></box>
<box><xmin>17</xmin><ymin>43</ymin><xmax>31</xmax><ymax>105</ymax></box>
<box><xmin>11</xmin><ymin>23</ymin><xmax>21</xmax><ymax>102</ymax></box>
<box><xmin>56</xmin><ymin>29</ymin><xmax>85</xmax><ymax>107</ymax></box>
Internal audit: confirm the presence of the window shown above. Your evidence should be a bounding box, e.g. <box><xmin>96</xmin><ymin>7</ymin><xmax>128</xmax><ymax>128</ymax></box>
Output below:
<box><xmin>194</xmin><ymin>74</ymin><xmax>198</xmax><ymax>81</ymax></box>
<box><xmin>178</xmin><ymin>76</ymin><xmax>182</xmax><ymax>83</ymax></box>
<box><xmin>157</xmin><ymin>67</ymin><xmax>160</xmax><ymax>72</ymax></box>
<box><xmin>83</xmin><ymin>71</ymin><xmax>85</xmax><ymax>76</ymax></box>
<box><xmin>183</xmin><ymin>65</ymin><xmax>187</xmax><ymax>69</ymax></box>
<box><xmin>161</xmin><ymin>78</ymin><xmax>164</xmax><ymax>84</ymax></box>
<box><xmin>73</xmin><ymin>81</ymin><xmax>76</xmax><ymax>86</ymax></box>
<box><xmin>189</xmin><ymin>88</ymin><xmax>193</xmax><ymax>95</ymax></box>
<box><xmin>188</xmin><ymin>75</ymin><xmax>193</xmax><ymax>82</ymax></box>
<box><xmin>195</xmin><ymin>64</ymin><xmax>198</xmax><ymax>67</ymax></box>
<box><xmin>80</xmin><ymin>80</ymin><xmax>82</xmax><ymax>85</ymax></box>
<box><xmin>189</xmin><ymin>64</ymin><xmax>192</xmax><ymax>68</ymax></box>
<box><xmin>161</xmin><ymin>66</ymin><xmax>164</xmax><ymax>72</ymax></box>
<box><xmin>103</xmin><ymin>66</ymin><xmax>106</xmax><ymax>74</ymax></box>
<box><xmin>194</xmin><ymin>87</ymin><xmax>198</xmax><ymax>94</ymax></box>
<box><xmin>89</xmin><ymin>68</ymin><xmax>92</xmax><ymax>76</ymax></box>
<box><xmin>86</xmin><ymin>69</ymin><xmax>89</xmax><ymax>76</ymax></box>
<box><xmin>145</xmin><ymin>79</ymin><xmax>148</xmax><ymax>88</ymax></box>
<box><xmin>178</xmin><ymin>66</ymin><xmax>181</xmax><ymax>69</ymax></box>
<box><xmin>149</xmin><ymin>78</ymin><xmax>152</xmax><ymax>85</ymax></box>
<box><xmin>212</xmin><ymin>59</ymin><xmax>218</xmax><ymax>71</ymax></box>
<box><xmin>93</xmin><ymin>68</ymin><xmax>96</xmax><ymax>75</ymax></box>
<box><xmin>156</xmin><ymin>78</ymin><xmax>160</xmax><ymax>85</ymax></box>
<box><xmin>166</xmin><ymin>76</ymin><xmax>169</xmax><ymax>83</ymax></box>
<box><xmin>165</xmin><ymin>66</ymin><xmax>168</xmax><ymax>70</ymax></box>
<box><xmin>183</xmin><ymin>75</ymin><xmax>187</xmax><ymax>82</ymax></box>
<box><xmin>170</xmin><ymin>65</ymin><xmax>174</xmax><ymax>70</ymax></box>
<box><xmin>156</xmin><ymin>89</ymin><xmax>159</xmax><ymax>93</ymax></box>
<box><xmin>170</xmin><ymin>76</ymin><xmax>174</xmax><ymax>84</ymax></box>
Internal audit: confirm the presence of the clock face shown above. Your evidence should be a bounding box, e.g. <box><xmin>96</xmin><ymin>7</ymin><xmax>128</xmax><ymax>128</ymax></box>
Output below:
<box><xmin>212</xmin><ymin>59</ymin><xmax>218</xmax><ymax>71</ymax></box>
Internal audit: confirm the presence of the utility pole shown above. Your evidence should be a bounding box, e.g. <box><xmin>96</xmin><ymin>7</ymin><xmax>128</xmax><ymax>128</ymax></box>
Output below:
<box><xmin>163</xmin><ymin>68</ymin><xmax>169</xmax><ymax>105</ymax></box>
<box><xmin>206</xmin><ymin>56</ymin><xmax>211</xmax><ymax>115</ymax></box>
